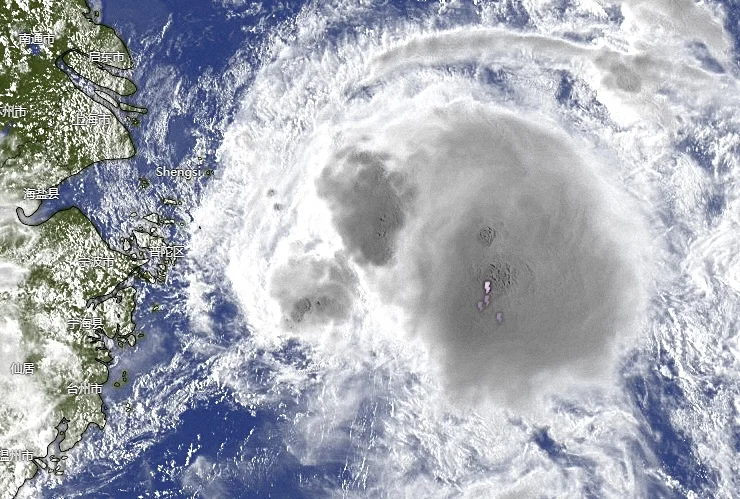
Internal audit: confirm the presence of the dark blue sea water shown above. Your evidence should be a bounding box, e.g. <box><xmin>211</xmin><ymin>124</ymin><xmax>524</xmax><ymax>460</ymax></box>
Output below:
<box><xmin>39</xmin><ymin>0</ymin><xmax>314</xmax><ymax>496</ymax></box>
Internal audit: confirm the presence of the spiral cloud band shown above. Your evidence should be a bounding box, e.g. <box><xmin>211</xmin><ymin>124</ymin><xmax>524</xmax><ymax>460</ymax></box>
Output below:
<box><xmin>186</xmin><ymin>0</ymin><xmax>740</xmax><ymax>495</ymax></box>
<box><xmin>196</xmin><ymin>10</ymin><xmax>666</xmax><ymax>402</ymax></box>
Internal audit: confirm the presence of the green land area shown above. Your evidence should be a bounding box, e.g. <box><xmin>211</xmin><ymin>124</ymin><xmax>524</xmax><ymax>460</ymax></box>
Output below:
<box><xmin>0</xmin><ymin>208</ymin><xmax>141</xmax><ymax>489</ymax></box>
<box><xmin>0</xmin><ymin>0</ymin><xmax>147</xmax><ymax>496</ymax></box>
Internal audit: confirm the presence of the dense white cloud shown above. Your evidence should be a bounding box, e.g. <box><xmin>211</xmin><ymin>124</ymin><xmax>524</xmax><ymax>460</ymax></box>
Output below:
<box><xmin>29</xmin><ymin>1</ymin><xmax>737</xmax><ymax>497</ymax></box>
<box><xmin>180</xmin><ymin>0</ymin><xmax>740</xmax><ymax>495</ymax></box>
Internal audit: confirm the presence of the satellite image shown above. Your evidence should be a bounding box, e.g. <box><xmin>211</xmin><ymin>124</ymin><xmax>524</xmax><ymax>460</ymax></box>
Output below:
<box><xmin>0</xmin><ymin>0</ymin><xmax>739</xmax><ymax>497</ymax></box>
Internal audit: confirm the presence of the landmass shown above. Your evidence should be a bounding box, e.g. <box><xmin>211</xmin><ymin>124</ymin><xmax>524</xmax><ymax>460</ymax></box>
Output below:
<box><xmin>0</xmin><ymin>0</ymin><xmax>147</xmax><ymax>496</ymax></box>
<box><xmin>0</xmin><ymin>208</ymin><xmax>141</xmax><ymax>491</ymax></box>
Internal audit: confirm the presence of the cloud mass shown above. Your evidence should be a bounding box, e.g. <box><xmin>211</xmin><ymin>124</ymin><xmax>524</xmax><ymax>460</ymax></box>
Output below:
<box><xmin>314</xmin><ymin>102</ymin><xmax>648</xmax><ymax>404</ymax></box>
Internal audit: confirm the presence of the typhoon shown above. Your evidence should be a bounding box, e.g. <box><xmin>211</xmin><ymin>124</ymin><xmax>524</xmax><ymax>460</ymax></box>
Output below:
<box><xmin>180</xmin><ymin>0</ymin><xmax>740</xmax><ymax>497</ymax></box>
